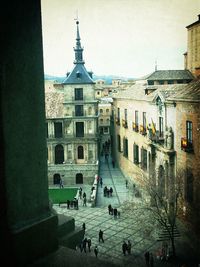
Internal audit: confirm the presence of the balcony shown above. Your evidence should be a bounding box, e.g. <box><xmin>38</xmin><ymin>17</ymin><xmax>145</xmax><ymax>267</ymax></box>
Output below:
<box><xmin>132</xmin><ymin>122</ymin><xmax>139</xmax><ymax>132</ymax></box>
<box><xmin>181</xmin><ymin>137</ymin><xmax>193</xmax><ymax>152</ymax></box>
<box><xmin>139</xmin><ymin>125</ymin><xmax>147</xmax><ymax>135</ymax></box>
<box><xmin>115</xmin><ymin>117</ymin><xmax>120</xmax><ymax>125</ymax></box>
<box><xmin>122</xmin><ymin>119</ymin><xmax>128</xmax><ymax>128</ymax></box>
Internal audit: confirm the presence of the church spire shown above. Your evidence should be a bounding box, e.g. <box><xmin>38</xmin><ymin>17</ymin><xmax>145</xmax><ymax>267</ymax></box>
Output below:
<box><xmin>73</xmin><ymin>20</ymin><xmax>85</xmax><ymax>64</ymax></box>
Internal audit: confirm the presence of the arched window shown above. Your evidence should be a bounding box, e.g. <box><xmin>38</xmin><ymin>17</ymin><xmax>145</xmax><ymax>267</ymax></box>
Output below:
<box><xmin>76</xmin><ymin>173</ymin><xmax>83</xmax><ymax>184</ymax></box>
<box><xmin>53</xmin><ymin>173</ymin><xmax>61</xmax><ymax>185</ymax></box>
<box><xmin>55</xmin><ymin>144</ymin><xmax>64</xmax><ymax>164</ymax></box>
<box><xmin>78</xmin><ymin>146</ymin><xmax>84</xmax><ymax>159</ymax></box>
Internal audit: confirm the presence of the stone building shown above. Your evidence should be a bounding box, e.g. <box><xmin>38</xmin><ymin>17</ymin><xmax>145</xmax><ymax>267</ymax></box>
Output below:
<box><xmin>98</xmin><ymin>98</ymin><xmax>112</xmax><ymax>148</ymax></box>
<box><xmin>112</xmin><ymin>80</ymin><xmax>200</xmax><ymax>235</ymax></box>
<box><xmin>168</xmin><ymin>79</ymin><xmax>200</xmax><ymax>234</ymax></box>
<box><xmin>136</xmin><ymin>69</ymin><xmax>194</xmax><ymax>85</ymax></box>
<box><xmin>184</xmin><ymin>15</ymin><xmax>200</xmax><ymax>77</ymax></box>
<box><xmin>46</xmin><ymin>20</ymin><xmax>99</xmax><ymax>186</ymax></box>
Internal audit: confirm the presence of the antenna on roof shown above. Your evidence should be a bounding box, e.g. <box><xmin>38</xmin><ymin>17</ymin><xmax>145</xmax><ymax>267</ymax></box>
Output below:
<box><xmin>155</xmin><ymin>59</ymin><xmax>157</xmax><ymax>71</ymax></box>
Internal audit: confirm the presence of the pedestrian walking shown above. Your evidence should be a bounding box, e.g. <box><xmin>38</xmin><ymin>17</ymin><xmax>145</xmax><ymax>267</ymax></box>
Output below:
<box><xmin>125</xmin><ymin>180</ymin><xmax>128</xmax><ymax>188</ymax></box>
<box><xmin>122</xmin><ymin>241</ymin><xmax>128</xmax><ymax>255</ymax></box>
<box><xmin>109</xmin><ymin>187</ymin><xmax>113</xmax><ymax>196</ymax></box>
<box><xmin>144</xmin><ymin>251</ymin><xmax>150</xmax><ymax>266</ymax></box>
<box><xmin>79</xmin><ymin>187</ymin><xmax>82</xmax><ymax>199</ymax></box>
<box><xmin>82</xmin><ymin>222</ymin><xmax>86</xmax><ymax>232</ymax></box>
<box><xmin>127</xmin><ymin>240</ymin><xmax>132</xmax><ymax>254</ymax></box>
<box><xmin>94</xmin><ymin>245</ymin><xmax>98</xmax><ymax>257</ymax></box>
<box><xmin>83</xmin><ymin>192</ymin><xmax>86</xmax><ymax>199</ymax></box>
<box><xmin>67</xmin><ymin>199</ymin><xmax>70</xmax><ymax>209</ymax></box>
<box><xmin>87</xmin><ymin>238</ymin><xmax>91</xmax><ymax>252</ymax></box>
<box><xmin>83</xmin><ymin>196</ymin><xmax>87</xmax><ymax>206</ymax></box>
<box><xmin>108</xmin><ymin>204</ymin><xmax>112</xmax><ymax>215</ymax></box>
<box><xmin>78</xmin><ymin>240</ymin><xmax>83</xmax><ymax>253</ymax></box>
<box><xmin>112</xmin><ymin>159</ymin><xmax>115</xmax><ymax>168</ymax></box>
<box><xmin>59</xmin><ymin>178</ymin><xmax>64</xmax><ymax>188</ymax></box>
<box><xmin>100</xmin><ymin>177</ymin><xmax>103</xmax><ymax>188</ymax></box>
<box><xmin>82</xmin><ymin>237</ymin><xmax>87</xmax><ymax>253</ymax></box>
<box><xmin>99</xmin><ymin>229</ymin><xmax>104</xmax><ymax>243</ymax></box>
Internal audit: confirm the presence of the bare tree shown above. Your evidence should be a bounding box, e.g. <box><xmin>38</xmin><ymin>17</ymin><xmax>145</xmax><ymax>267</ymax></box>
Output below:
<box><xmin>142</xmin><ymin>169</ymin><xmax>184</xmax><ymax>258</ymax></box>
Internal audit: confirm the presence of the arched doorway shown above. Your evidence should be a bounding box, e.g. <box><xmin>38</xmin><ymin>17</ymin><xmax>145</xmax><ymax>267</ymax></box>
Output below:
<box><xmin>55</xmin><ymin>144</ymin><xmax>64</xmax><ymax>164</ymax></box>
<box><xmin>76</xmin><ymin>173</ymin><xmax>83</xmax><ymax>184</ymax></box>
<box><xmin>53</xmin><ymin>173</ymin><xmax>61</xmax><ymax>185</ymax></box>
<box><xmin>158</xmin><ymin>165</ymin><xmax>165</xmax><ymax>198</ymax></box>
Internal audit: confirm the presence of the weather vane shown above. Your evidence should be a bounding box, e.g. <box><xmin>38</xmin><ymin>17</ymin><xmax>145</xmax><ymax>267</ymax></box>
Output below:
<box><xmin>74</xmin><ymin>10</ymin><xmax>79</xmax><ymax>21</ymax></box>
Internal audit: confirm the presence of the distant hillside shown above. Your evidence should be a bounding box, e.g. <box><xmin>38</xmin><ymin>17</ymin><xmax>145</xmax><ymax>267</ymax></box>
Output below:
<box><xmin>44</xmin><ymin>74</ymin><xmax>134</xmax><ymax>85</ymax></box>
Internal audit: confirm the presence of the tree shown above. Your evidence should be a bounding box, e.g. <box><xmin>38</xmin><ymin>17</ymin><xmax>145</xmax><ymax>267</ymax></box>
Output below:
<box><xmin>143</xmin><ymin>169</ymin><xmax>184</xmax><ymax>258</ymax></box>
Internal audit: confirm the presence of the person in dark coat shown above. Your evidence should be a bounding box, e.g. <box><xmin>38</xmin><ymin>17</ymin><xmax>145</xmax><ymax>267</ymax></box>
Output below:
<box><xmin>122</xmin><ymin>241</ymin><xmax>128</xmax><ymax>255</ymax></box>
<box><xmin>87</xmin><ymin>238</ymin><xmax>91</xmax><ymax>252</ymax></box>
<box><xmin>144</xmin><ymin>251</ymin><xmax>150</xmax><ymax>266</ymax></box>
<box><xmin>94</xmin><ymin>245</ymin><xmax>98</xmax><ymax>257</ymax></box>
<box><xmin>99</xmin><ymin>229</ymin><xmax>104</xmax><ymax>242</ymax></box>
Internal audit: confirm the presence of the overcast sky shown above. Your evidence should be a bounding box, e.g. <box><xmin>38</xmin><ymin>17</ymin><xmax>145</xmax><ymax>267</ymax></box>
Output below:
<box><xmin>41</xmin><ymin>0</ymin><xmax>200</xmax><ymax>78</ymax></box>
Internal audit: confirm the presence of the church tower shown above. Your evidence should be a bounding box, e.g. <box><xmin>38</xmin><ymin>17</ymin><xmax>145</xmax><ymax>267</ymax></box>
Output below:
<box><xmin>46</xmin><ymin>20</ymin><xmax>99</xmax><ymax>186</ymax></box>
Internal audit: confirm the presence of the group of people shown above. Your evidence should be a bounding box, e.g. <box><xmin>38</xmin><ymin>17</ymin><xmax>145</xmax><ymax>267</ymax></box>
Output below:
<box><xmin>108</xmin><ymin>204</ymin><xmax>120</xmax><ymax>218</ymax></box>
<box><xmin>66</xmin><ymin>198</ymin><xmax>78</xmax><ymax>210</ymax></box>
<box><xmin>77</xmin><ymin>237</ymin><xmax>92</xmax><ymax>253</ymax></box>
<box><xmin>103</xmin><ymin>186</ymin><xmax>113</xmax><ymax>197</ymax></box>
<box><xmin>76</xmin><ymin>228</ymin><xmax>104</xmax><ymax>258</ymax></box>
<box><xmin>122</xmin><ymin>240</ymin><xmax>132</xmax><ymax>255</ymax></box>
<box><xmin>78</xmin><ymin>187</ymin><xmax>87</xmax><ymax>206</ymax></box>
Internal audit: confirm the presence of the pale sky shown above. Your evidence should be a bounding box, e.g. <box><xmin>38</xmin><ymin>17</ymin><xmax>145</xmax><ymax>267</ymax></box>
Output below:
<box><xmin>41</xmin><ymin>0</ymin><xmax>200</xmax><ymax>78</ymax></box>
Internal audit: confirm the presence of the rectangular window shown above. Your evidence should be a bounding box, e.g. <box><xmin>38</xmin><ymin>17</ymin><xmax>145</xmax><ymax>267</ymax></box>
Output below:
<box><xmin>117</xmin><ymin>107</ymin><xmax>120</xmax><ymax>120</ymax></box>
<box><xmin>135</xmin><ymin>111</ymin><xmax>138</xmax><ymax>126</ymax></box>
<box><xmin>117</xmin><ymin>134</ymin><xmax>121</xmax><ymax>152</ymax></box>
<box><xmin>124</xmin><ymin>109</ymin><xmax>127</xmax><ymax>121</ymax></box>
<box><xmin>159</xmin><ymin>117</ymin><xmax>163</xmax><ymax>137</ymax></box>
<box><xmin>76</xmin><ymin>122</ymin><xmax>84</xmax><ymax>137</ymax></box>
<box><xmin>123</xmin><ymin>138</ymin><xmax>128</xmax><ymax>158</ymax></box>
<box><xmin>141</xmin><ymin>148</ymin><xmax>147</xmax><ymax>170</ymax></box>
<box><xmin>75</xmin><ymin>88</ymin><xmax>83</xmax><ymax>100</ymax></box>
<box><xmin>54</xmin><ymin>122</ymin><xmax>62</xmax><ymax>138</ymax></box>
<box><xmin>186</xmin><ymin>121</ymin><xmax>193</xmax><ymax>143</ymax></box>
<box><xmin>133</xmin><ymin>144</ymin><xmax>139</xmax><ymax>164</ymax></box>
<box><xmin>143</xmin><ymin>112</ymin><xmax>146</xmax><ymax>130</ymax></box>
<box><xmin>75</xmin><ymin>105</ymin><xmax>84</xmax><ymax>116</ymax></box>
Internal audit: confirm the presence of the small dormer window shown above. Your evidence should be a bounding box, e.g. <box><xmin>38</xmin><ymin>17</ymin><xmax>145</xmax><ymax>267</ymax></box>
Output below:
<box><xmin>76</xmin><ymin>71</ymin><xmax>81</xmax><ymax>78</ymax></box>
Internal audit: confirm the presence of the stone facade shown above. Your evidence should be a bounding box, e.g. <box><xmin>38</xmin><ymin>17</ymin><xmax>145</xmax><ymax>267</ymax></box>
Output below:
<box><xmin>98</xmin><ymin>100</ymin><xmax>112</xmax><ymax>148</ymax></box>
<box><xmin>112</xmin><ymin>80</ymin><xmax>200</xmax><ymax>235</ymax></box>
<box><xmin>45</xmin><ymin>21</ymin><xmax>99</xmax><ymax>186</ymax></box>
<box><xmin>112</xmin><ymin>85</ymin><xmax>177</xmax><ymax>204</ymax></box>
<box><xmin>185</xmin><ymin>15</ymin><xmax>200</xmax><ymax>77</ymax></box>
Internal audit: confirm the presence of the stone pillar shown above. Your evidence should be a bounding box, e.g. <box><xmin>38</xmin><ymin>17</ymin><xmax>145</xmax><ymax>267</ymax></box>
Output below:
<box><xmin>1</xmin><ymin>0</ymin><xmax>58</xmax><ymax>265</ymax></box>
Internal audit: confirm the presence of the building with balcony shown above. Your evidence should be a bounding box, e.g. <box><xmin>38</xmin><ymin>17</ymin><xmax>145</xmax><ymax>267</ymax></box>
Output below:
<box><xmin>45</xmin><ymin>20</ymin><xmax>99</xmax><ymax>186</ymax></box>
<box><xmin>98</xmin><ymin>98</ymin><xmax>112</xmax><ymax>148</ymax></box>
<box><xmin>168</xmin><ymin>79</ymin><xmax>200</xmax><ymax>234</ymax></box>
<box><xmin>112</xmin><ymin>80</ymin><xmax>200</xmax><ymax>234</ymax></box>
<box><xmin>184</xmin><ymin>15</ymin><xmax>200</xmax><ymax>77</ymax></box>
